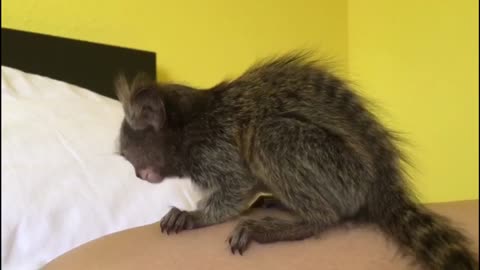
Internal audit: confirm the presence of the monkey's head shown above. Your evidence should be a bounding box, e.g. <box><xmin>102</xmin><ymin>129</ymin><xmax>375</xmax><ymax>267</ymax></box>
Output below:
<box><xmin>114</xmin><ymin>73</ymin><xmax>175</xmax><ymax>183</ymax></box>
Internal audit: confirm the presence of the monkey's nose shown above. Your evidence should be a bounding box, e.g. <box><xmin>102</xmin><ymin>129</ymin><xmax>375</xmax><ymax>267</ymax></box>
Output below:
<box><xmin>135</xmin><ymin>169</ymin><xmax>150</xmax><ymax>181</ymax></box>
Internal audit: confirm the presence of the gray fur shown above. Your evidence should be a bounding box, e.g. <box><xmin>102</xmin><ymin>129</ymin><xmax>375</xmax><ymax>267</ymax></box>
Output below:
<box><xmin>116</xmin><ymin>52</ymin><xmax>478</xmax><ymax>270</ymax></box>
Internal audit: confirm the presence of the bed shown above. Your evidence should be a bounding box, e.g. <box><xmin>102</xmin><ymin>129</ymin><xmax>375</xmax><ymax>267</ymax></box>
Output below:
<box><xmin>1</xmin><ymin>28</ymin><xmax>205</xmax><ymax>269</ymax></box>
<box><xmin>1</xmin><ymin>28</ymin><xmax>156</xmax><ymax>99</ymax></box>
<box><xmin>2</xmin><ymin>28</ymin><xmax>478</xmax><ymax>270</ymax></box>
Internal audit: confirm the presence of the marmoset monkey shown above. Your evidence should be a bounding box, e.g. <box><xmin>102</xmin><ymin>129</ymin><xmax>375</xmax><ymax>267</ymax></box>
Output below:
<box><xmin>115</xmin><ymin>52</ymin><xmax>478</xmax><ymax>270</ymax></box>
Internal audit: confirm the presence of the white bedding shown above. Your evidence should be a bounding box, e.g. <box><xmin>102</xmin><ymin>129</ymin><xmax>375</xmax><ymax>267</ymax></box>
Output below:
<box><xmin>1</xmin><ymin>66</ymin><xmax>204</xmax><ymax>270</ymax></box>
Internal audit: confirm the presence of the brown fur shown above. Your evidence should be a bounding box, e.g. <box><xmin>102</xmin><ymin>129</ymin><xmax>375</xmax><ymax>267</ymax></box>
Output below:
<box><xmin>116</xmin><ymin>52</ymin><xmax>478</xmax><ymax>269</ymax></box>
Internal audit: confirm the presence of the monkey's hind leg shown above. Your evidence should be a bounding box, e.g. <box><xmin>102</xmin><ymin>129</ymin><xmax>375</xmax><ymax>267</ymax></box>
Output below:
<box><xmin>228</xmin><ymin>216</ymin><xmax>316</xmax><ymax>255</ymax></box>
<box><xmin>230</xmin><ymin>118</ymin><xmax>360</xmax><ymax>254</ymax></box>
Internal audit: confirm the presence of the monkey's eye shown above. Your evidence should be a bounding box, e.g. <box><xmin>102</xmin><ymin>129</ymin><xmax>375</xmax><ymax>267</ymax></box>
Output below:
<box><xmin>142</xmin><ymin>106</ymin><xmax>154</xmax><ymax>115</ymax></box>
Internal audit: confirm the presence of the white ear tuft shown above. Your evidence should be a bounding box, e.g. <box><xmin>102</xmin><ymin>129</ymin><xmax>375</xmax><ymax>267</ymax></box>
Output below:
<box><xmin>114</xmin><ymin>73</ymin><xmax>131</xmax><ymax>104</ymax></box>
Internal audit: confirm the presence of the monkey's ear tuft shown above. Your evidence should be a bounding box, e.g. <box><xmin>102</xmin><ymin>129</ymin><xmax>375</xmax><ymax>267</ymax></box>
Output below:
<box><xmin>115</xmin><ymin>73</ymin><xmax>166</xmax><ymax>131</ymax></box>
<box><xmin>114</xmin><ymin>72</ymin><xmax>155</xmax><ymax>105</ymax></box>
<box><xmin>114</xmin><ymin>72</ymin><xmax>131</xmax><ymax>105</ymax></box>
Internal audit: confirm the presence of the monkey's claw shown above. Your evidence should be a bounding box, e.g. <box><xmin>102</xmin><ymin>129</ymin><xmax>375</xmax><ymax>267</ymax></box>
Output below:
<box><xmin>160</xmin><ymin>207</ymin><xmax>194</xmax><ymax>234</ymax></box>
<box><xmin>228</xmin><ymin>222</ymin><xmax>253</xmax><ymax>255</ymax></box>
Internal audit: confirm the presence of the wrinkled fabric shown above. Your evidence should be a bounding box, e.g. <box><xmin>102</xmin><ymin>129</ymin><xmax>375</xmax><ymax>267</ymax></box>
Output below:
<box><xmin>1</xmin><ymin>66</ymin><xmax>203</xmax><ymax>270</ymax></box>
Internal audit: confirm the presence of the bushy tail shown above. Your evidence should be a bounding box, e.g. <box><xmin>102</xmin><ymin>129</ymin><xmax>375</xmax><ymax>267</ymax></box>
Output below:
<box><xmin>370</xmin><ymin>193</ymin><xmax>478</xmax><ymax>270</ymax></box>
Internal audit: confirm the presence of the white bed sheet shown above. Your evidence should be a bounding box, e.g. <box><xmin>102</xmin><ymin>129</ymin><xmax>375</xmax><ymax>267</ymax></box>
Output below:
<box><xmin>1</xmin><ymin>66</ymin><xmax>204</xmax><ymax>270</ymax></box>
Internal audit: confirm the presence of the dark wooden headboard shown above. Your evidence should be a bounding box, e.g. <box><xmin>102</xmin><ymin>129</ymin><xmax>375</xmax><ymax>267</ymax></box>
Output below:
<box><xmin>1</xmin><ymin>28</ymin><xmax>156</xmax><ymax>100</ymax></box>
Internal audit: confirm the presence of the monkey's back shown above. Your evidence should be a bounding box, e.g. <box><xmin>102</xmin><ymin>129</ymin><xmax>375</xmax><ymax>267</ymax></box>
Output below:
<box><xmin>193</xmin><ymin>54</ymin><xmax>403</xmax><ymax>217</ymax></box>
<box><xmin>207</xmin><ymin>53</ymin><xmax>398</xmax><ymax>183</ymax></box>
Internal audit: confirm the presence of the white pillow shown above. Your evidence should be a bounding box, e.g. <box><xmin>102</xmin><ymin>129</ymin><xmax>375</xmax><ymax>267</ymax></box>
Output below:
<box><xmin>1</xmin><ymin>66</ymin><xmax>204</xmax><ymax>270</ymax></box>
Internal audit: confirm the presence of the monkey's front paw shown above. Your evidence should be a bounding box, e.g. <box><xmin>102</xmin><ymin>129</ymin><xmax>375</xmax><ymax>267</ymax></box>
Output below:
<box><xmin>160</xmin><ymin>207</ymin><xmax>194</xmax><ymax>234</ymax></box>
<box><xmin>227</xmin><ymin>220</ymin><xmax>255</xmax><ymax>255</ymax></box>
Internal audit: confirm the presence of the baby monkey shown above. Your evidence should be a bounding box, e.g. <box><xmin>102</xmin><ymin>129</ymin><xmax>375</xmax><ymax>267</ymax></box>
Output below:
<box><xmin>115</xmin><ymin>52</ymin><xmax>477</xmax><ymax>270</ymax></box>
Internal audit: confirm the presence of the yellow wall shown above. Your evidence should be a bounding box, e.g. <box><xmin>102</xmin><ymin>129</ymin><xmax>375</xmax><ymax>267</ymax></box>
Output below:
<box><xmin>2</xmin><ymin>0</ymin><xmax>478</xmax><ymax>203</ymax></box>
<box><xmin>348</xmin><ymin>0</ymin><xmax>479</xmax><ymax>202</ymax></box>
<box><xmin>1</xmin><ymin>0</ymin><xmax>348</xmax><ymax>87</ymax></box>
